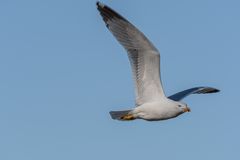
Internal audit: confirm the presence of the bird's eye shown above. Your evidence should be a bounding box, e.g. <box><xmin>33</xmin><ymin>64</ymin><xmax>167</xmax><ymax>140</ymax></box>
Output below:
<box><xmin>178</xmin><ymin>105</ymin><xmax>181</xmax><ymax>107</ymax></box>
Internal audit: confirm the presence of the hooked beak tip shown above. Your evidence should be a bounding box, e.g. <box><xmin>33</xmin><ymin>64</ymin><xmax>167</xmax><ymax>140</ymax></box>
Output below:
<box><xmin>184</xmin><ymin>107</ymin><xmax>191</xmax><ymax>112</ymax></box>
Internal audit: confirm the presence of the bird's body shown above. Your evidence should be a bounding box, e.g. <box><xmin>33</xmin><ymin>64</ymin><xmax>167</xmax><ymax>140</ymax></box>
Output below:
<box><xmin>96</xmin><ymin>1</ymin><xmax>219</xmax><ymax>121</ymax></box>
<box><xmin>132</xmin><ymin>100</ymin><xmax>185</xmax><ymax>121</ymax></box>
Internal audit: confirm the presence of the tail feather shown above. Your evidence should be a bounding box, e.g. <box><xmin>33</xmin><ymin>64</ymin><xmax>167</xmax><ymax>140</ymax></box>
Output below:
<box><xmin>109</xmin><ymin>110</ymin><xmax>134</xmax><ymax>121</ymax></box>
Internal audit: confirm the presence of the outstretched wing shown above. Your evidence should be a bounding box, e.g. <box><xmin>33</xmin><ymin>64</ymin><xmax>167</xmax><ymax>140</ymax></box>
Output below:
<box><xmin>97</xmin><ymin>2</ymin><xmax>165</xmax><ymax>106</ymax></box>
<box><xmin>168</xmin><ymin>87</ymin><xmax>220</xmax><ymax>101</ymax></box>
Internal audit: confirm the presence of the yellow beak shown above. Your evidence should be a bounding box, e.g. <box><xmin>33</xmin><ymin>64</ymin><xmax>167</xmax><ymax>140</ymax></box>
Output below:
<box><xmin>183</xmin><ymin>106</ymin><xmax>191</xmax><ymax>112</ymax></box>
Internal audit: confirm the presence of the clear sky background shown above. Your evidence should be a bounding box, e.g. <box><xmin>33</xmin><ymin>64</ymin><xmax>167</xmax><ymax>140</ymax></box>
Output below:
<box><xmin>0</xmin><ymin>0</ymin><xmax>239</xmax><ymax>159</ymax></box>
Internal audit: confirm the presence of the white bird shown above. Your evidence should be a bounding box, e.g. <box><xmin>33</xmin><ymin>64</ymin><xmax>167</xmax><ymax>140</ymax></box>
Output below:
<box><xmin>96</xmin><ymin>2</ymin><xmax>219</xmax><ymax>121</ymax></box>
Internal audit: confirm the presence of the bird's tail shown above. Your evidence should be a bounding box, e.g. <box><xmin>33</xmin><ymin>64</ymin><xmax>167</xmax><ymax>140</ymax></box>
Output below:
<box><xmin>109</xmin><ymin>110</ymin><xmax>135</xmax><ymax>121</ymax></box>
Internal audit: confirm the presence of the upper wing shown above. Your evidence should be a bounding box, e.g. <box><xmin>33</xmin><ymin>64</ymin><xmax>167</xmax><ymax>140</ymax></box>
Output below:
<box><xmin>97</xmin><ymin>2</ymin><xmax>165</xmax><ymax>106</ymax></box>
<box><xmin>168</xmin><ymin>87</ymin><xmax>220</xmax><ymax>101</ymax></box>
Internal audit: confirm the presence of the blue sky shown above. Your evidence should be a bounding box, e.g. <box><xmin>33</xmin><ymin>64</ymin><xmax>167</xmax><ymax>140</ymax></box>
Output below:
<box><xmin>0</xmin><ymin>0</ymin><xmax>239</xmax><ymax>159</ymax></box>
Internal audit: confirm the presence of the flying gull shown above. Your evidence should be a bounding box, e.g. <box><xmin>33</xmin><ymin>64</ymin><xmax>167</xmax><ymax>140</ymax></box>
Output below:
<box><xmin>96</xmin><ymin>2</ymin><xmax>220</xmax><ymax>121</ymax></box>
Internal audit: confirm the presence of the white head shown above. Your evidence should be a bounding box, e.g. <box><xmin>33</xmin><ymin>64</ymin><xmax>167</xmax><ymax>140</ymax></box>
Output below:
<box><xmin>175</xmin><ymin>101</ymin><xmax>191</xmax><ymax>113</ymax></box>
<box><xmin>160</xmin><ymin>100</ymin><xmax>191</xmax><ymax>120</ymax></box>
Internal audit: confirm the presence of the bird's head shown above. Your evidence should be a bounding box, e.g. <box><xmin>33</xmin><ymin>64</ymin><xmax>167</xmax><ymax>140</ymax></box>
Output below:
<box><xmin>177</xmin><ymin>102</ymin><xmax>191</xmax><ymax>113</ymax></box>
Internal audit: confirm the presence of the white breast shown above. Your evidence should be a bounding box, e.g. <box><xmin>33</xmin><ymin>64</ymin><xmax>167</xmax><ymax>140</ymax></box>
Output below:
<box><xmin>133</xmin><ymin>100</ymin><xmax>182</xmax><ymax>121</ymax></box>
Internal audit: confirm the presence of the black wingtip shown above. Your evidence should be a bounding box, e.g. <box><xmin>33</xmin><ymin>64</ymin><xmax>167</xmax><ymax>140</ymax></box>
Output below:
<box><xmin>96</xmin><ymin>1</ymin><xmax>104</xmax><ymax>8</ymax></box>
<box><xmin>199</xmin><ymin>87</ymin><xmax>220</xmax><ymax>94</ymax></box>
<box><xmin>206</xmin><ymin>87</ymin><xmax>220</xmax><ymax>93</ymax></box>
<box><xmin>96</xmin><ymin>1</ymin><xmax>128</xmax><ymax>23</ymax></box>
<box><xmin>211</xmin><ymin>88</ymin><xmax>220</xmax><ymax>93</ymax></box>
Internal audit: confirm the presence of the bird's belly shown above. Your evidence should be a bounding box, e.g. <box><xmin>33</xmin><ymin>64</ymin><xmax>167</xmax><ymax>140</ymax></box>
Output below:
<box><xmin>134</xmin><ymin>104</ymin><xmax>180</xmax><ymax>121</ymax></box>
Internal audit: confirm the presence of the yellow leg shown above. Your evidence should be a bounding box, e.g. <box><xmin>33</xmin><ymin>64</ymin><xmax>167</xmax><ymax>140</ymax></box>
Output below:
<box><xmin>120</xmin><ymin>114</ymin><xmax>136</xmax><ymax>120</ymax></box>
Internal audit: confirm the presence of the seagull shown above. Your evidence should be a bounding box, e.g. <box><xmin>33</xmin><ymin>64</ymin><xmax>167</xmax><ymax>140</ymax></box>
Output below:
<box><xmin>96</xmin><ymin>2</ymin><xmax>220</xmax><ymax>121</ymax></box>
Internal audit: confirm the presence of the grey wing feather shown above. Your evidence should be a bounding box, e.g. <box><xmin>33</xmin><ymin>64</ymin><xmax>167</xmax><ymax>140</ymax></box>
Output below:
<box><xmin>168</xmin><ymin>87</ymin><xmax>220</xmax><ymax>101</ymax></box>
<box><xmin>97</xmin><ymin>2</ymin><xmax>165</xmax><ymax>106</ymax></box>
